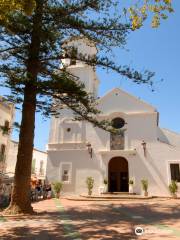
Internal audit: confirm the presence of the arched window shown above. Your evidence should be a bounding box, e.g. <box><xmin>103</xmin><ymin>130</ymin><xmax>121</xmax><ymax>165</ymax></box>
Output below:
<box><xmin>112</xmin><ymin>118</ymin><xmax>125</xmax><ymax>129</ymax></box>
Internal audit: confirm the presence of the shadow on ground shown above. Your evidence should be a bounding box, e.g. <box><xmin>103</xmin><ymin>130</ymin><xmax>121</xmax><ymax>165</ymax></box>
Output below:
<box><xmin>0</xmin><ymin>200</ymin><xmax>180</xmax><ymax>240</ymax></box>
<box><xmin>60</xmin><ymin>200</ymin><xmax>180</xmax><ymax>240</ymax></box>
<box><xmin>0</xmin><ymin>210</ymin><xmax>66</xmax><ymax>240</ymax></box>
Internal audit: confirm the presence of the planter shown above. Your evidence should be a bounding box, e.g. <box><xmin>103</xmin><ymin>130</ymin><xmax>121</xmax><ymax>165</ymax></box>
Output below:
<box><xmin>103</xmin><ymin>185</ymin><xmax>108</xmax><ymax>193</ymax></box>
<box><xmin>141</xmin><ymin>179</ymin><xmax>148</xmax><ymax>197</ymax></box>
<box><xmin>55</xmin><ymin>192</ymin><xmax>60</xmax><ymax>198</ymax></box>
<box><xmin>143</xmin><ymin>191</ymin><xmax>148</xmax><ymax>197</ymax></box>
<box><xmin>88</xmin><ymin>190</ymin><xmax>92</xmax><ymax>196</ymax></box>
<box><xmin>171</xmin><ymin>193</ymin><xmax>177</xmax><ymax>199</ymax></box>
<box><xmin>52</xmin><ymin>182</ymin><xmax>63</xmax><ymax>199</ymax></box>
<box><xmin>129</xmin><ymin>184</ymin><xmax>134</xmax><ymax>194</ymax></box>
<box><xmin>169</xmin><ymin>181</ymin><xmax>178</xmax><ymax>198</ymax></box>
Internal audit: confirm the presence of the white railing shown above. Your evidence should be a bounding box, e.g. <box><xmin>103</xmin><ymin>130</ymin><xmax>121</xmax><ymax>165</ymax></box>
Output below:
<box><xmin>47</xmin><ymin>142</ymin><xmax>87</xmax><ymax>151</ymax></box>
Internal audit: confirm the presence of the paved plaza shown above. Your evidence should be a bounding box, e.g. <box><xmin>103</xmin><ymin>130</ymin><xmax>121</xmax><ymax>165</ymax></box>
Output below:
<box><xmin>0</xmin><ymin>198</ymin><xmax>180</xmax><ymax>240</ymax></box>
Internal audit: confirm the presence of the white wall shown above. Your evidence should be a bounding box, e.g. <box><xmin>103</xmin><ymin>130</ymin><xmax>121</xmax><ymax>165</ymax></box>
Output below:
<box><xmin>61</xmin><ymin>38</ymin><xmax>99</xmax><ymax>96</ymax></box>
<box><xmin>47</xmin><ymin>138</ymin><xmax>180</xmax><ymax>196</ymax></box>
<box><xmin>6</xmin><ymin>141</ymin><xmax>47</xmax><ymax>178</ymax></box>
<box><xmin>158</xmin><ymin>128</ymin><xmax>180</xmax><ymax>148</ymax></box>
<box><xmin>33</xmin><ymin>148</ymin><xmax>47</xmax><ymax>178</ymax></box>
<box><xmin>99</xmin><ymin>88</ymin><xmax>156</xmax><ymax>114</ymax></box>
<box><xmin>127</xmin><ymin>113</ymin><xmax>158</xmax><ymax>145</ymax></box>
<box><xmin>132</xmin><ymin>141</ymin><xmax>180</xmax><ymax>196</ymax></box>
<box><xmin>47</xmin><ymin>100</ymin><xmax>180</xmax><ymax>197</ymax></box>
<box><xmin>0</xmin><ymin>98</ymin><xmax>14</xmax><ymax>172</ymax></box>
<box><xmin>47</xmin><ymin>149</ymin><xmax>104</xmax><ymax>194</ymax></box>
<box><xmin>47</xmin><ymin>39</ymin><xmax>180</xmax><ymax>197</ymax></box>
<box><xmin>5</xmin><ymin>141</ymin><xmax>18</xmax><ymax>175</ymax></box>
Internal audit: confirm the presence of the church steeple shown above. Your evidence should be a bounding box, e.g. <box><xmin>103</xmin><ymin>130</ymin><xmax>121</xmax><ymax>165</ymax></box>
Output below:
<box><xmin>61</xmin><ymin>37</ymin><xmax>99</xmax><ymax>97</ymax></box>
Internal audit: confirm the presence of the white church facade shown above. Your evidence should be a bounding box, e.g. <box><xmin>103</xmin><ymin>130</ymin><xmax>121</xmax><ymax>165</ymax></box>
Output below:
<box><xmin>46</xmin><ymin>38</ymin><xmax>180</xmax><ymax>197</ymax></box>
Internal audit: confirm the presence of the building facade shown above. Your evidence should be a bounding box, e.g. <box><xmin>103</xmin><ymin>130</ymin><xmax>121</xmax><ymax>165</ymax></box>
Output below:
<box><xmin>6</xmin><ymin>140</ymin><xmax>47</xmax><ymax>180</ymax></box>
<box><xmin>47</xmin><ymin>38</ymin><xmax>180</xmax><ymax>196</ymax></box>
<box><xmin>0</xmin><ymin>97</ymin><xmax>14</xmax><ymax>175</ymax></box>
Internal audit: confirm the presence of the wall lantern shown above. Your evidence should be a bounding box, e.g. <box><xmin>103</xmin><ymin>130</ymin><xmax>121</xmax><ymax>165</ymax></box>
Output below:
<box><xmin>141</xmin><ymin>140</ymin><xmax>147</xmax><ymax>157</ymax></box>
<box><xmin>86</xmin><ymin>142</ymin><xmax>93</xmax><ymax>158</ymax></box>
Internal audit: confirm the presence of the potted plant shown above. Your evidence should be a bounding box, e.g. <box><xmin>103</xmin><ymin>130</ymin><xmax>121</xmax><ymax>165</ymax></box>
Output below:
<box><xmin>86</xmin><ymin>177</ymin><xmax>94</xmax><ymax>196</ymax></box>
<box><xmin>141</xmin><ymin>179</ymin><xmax>148</xmax><ymax>197</ymax></box>
<box><xmin>103</xmin><ymin>179</ymin><xmax>108</xmax><ymax>193</ymax></box>
<box><xmin>52</xmin><ymin>181</ymin><xmax>63</xmax><ymax>198</ymax></box>
<box><xmin>129</xmin><ymin>178</ymin><xmax>134</xmax><ymax>194</ymax></box>
<box><xmin>169</xmin><ymin>180</ymin><xmax>178</xmax><ymax>198</ymax></box>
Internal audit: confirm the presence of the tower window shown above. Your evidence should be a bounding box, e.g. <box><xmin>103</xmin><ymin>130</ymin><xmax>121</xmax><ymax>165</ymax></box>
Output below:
<box><xmin>65</xmin><ymin>47</ymin><xmax>78</xmax><ymax>66</ymax></box>
<box><xmin>0</xmin><ymin>120</ymin><xmax>10</xmax><ymax>135</ymax></box>
<box><xmin>5</xmin><ymin>120</ymin><xmax>10</xmax><ymax>129</ymax></box>
<box><xmin>70</xmin><ymin>47</ymin><xmax>77</xmax><ymax>65</ymax></box>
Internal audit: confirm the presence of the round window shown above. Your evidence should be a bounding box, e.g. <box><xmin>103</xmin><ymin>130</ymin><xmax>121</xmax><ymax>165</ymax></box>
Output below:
<box><xmin>112</xmin><ymin>118</ymin><xmax>125</xmax><ymax>129</ymax></box>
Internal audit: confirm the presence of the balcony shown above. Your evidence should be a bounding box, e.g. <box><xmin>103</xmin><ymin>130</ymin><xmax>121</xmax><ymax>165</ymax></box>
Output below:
<box><xmin>47</xmin><ymin>142</ymin><xmax>87</xmax><ymax>151</ymax></box>
<box><xmin>99</xmin><ymin>149</ymin><xmax>136</xmax><ymax>158</ymax></box>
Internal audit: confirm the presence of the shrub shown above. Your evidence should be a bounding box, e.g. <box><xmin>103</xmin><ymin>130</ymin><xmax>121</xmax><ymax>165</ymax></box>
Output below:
<box><xmin>52</xmin><ymin>182</ymin><xmax>63</xmax><ymax>196</ymax></box>
<box><xmin>129</xmin><ymin>179</ymin><xmax>134</xmax><ymax>185</ymax></box>
<box><xmin>103</xmin><ymin>179</ymin><xmax>108</xmax><ymax>185</ymax></box>
<box><xmin>141</xmin><ymin>179</ymin><xmax>148</xmax><ymax>192</ymax></box>
<box><xmin>86</xmin><ymin>177</ymin><xmax>94</xmax><ymax>196</ymax></box>
<box><xmin>169</xmin><ymin>181</ymin><xmax>178</xmax><ymax>195</ymax></box>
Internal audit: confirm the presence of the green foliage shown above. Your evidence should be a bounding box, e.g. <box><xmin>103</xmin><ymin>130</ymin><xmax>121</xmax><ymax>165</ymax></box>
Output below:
<box><xmin>86</xmin><ymin>177</ymin><xmax>94</xmax><ymax>196</ymax></box>
<box><xmin>128</xmin><ymin>0</ymin><xmax>174</xmax><ymax>30</ymax></box>
<box><xmin>0</xmin><ymin>0</ymin><xmax>36</xmax><ymax>19</ymax></box>
<box><xmin>52</xmin><ymin>181</ymin><xmax>63</xmax><ymax>194</ymax></box>
<box><xmin>103</xmin><ymin>179</ymin><xmax>108</xmax><ymax>185</ymax></box>
<box><xmin>129</xmin><ymin>178</ymin><xmax>134</xmax><ymax>185</ymax></box>
<box><xmin>169</xmin><ymin>180</ymin><xmax>178</xmax><ymax>195</ymax></box>
<box><xmin>141</xmin><ymin>179</ymin><xmax>148</xmax><ymax>191</ymax></box>
<box><xmin>0</xmin><ymin>0</ymin><xmax>155</xmax><ymax>132</ymax></box>
<box><xmin>0</xmin><ymin>1</ymin><xmax>157</xmax><ymax>210</ymax></box>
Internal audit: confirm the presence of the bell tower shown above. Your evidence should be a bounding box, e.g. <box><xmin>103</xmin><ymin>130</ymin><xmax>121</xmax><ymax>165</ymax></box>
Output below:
<box><xmin>61</xmin><ymin>37</ymin><xmax>99</xmax><ymax>97</ymax></box>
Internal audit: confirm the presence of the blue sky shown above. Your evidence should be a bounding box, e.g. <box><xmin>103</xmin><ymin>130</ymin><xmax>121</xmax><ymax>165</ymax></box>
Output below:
<box><xmin>1</xmin><ymin>1</ymin><xmax>179</xmax><ymax>151</ymax></box>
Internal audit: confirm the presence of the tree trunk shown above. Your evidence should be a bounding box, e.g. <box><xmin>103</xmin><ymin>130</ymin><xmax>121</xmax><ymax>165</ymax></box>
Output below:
<box><xmin>5</xmin><ymin>85</ymin><xmax>37</xmax><ymax>214</ymax></box>
<box><xmin>4</xmin><ymin>0</ymin><xmax>43</xmax><ymax>214</ymax></box>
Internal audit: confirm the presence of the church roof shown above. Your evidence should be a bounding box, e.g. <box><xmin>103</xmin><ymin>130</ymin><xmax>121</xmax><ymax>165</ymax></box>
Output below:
<box><xmin>98</xmin><ymin>88</ymin><xmax>156</xmax><ymax>114</ymax></box>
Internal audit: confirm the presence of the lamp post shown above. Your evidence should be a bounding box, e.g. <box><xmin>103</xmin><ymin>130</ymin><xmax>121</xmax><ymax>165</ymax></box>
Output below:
<box><xmin>86</xmin><ymin>142</ymin><xmax>93</xmax><ymax>158</ymax></box>
<box><xmin>141</xmin><ymin>140</ymin><xmax>147</xmax><ymax>157</ymax></box>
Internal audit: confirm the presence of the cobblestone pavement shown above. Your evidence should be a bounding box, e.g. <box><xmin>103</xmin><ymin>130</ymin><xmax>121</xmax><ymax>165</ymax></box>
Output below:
<box><xmin>0</xmin><ymin>198</ymin><xmax>180</xmax><ymax>240</ymax></box>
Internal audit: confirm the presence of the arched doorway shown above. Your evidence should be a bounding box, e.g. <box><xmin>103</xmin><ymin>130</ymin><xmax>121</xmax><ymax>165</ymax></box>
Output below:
<box><xmin>108</xmin><ymin>157</ymin><xmax>129</xmax><ymax>192</ymax></box>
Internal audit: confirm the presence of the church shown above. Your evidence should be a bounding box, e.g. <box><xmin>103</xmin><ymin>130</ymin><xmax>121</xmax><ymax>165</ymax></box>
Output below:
<box><xmin>47</xmin><ymin>38</ymin><xmax>180</xmax><ymax>197</ymax></box>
